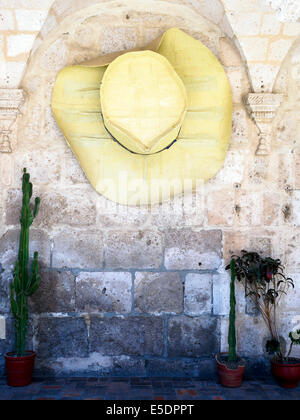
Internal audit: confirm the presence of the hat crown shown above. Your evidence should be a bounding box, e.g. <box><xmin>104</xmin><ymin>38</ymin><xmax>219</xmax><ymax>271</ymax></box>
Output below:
<box><xmin>100</xmin><ymin>50</ymin><xmax>187</xmax><ymax>154</ymax></box>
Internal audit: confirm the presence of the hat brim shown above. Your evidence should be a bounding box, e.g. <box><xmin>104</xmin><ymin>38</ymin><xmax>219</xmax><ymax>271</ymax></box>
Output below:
<box><xmin>52</xmin><ymin>28</ymin><xmax>232</xmax><ymax>205</ymax></box>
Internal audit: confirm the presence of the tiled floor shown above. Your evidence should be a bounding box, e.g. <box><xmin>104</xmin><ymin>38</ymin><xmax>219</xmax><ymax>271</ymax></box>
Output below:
<box><xmin>0</xmin><ymin>377</ymin><xmax>300</xmax><ymax>400</ymax></box>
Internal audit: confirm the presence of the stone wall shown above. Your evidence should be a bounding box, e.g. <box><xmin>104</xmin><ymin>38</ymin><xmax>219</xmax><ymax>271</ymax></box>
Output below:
<box><xmin>0</xmin><ymin>0</ymin><xmax>299</xmax><ymax>377</ymax></box>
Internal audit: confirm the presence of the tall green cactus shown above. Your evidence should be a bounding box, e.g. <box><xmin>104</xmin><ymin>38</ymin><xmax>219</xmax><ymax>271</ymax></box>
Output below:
<box><xmin>228</xmin><ymin>259</ymin><xmax>237</xmax><ymax>362</ymax></box>
<box><xmin>10</xmin><ymin>169</ymin><xmax>41</xmax><ymax>357</ymax></box>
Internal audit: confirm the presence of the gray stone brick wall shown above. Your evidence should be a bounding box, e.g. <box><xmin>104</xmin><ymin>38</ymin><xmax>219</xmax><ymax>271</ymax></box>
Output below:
<box><xmin>0</xmin><ymin>228</ymin><xmax>234</xmax><ymax>377</ymax></box>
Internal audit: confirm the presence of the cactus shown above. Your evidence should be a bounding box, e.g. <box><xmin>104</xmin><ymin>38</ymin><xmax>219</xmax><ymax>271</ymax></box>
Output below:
<box><xmin>10</xmin><ymin>169</ymin><xmax>41</xmax><ymax>357</ymax></box>
<box><xmin>228</xmin><ymin>259</ymin><xmax>237</xmax><ymax>362</ymax></box>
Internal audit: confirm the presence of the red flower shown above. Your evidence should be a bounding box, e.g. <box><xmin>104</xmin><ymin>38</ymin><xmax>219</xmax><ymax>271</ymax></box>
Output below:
<box><xmin>266</xmin><ymin>267</ymin><xmax>273</xmax><ymax>280</ymax></box>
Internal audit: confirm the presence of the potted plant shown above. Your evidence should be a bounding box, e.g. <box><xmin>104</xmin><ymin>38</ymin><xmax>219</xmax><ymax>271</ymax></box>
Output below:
<box><xmin>230</xmin><ymin>250</ymin><xmax>300</xmax><ymax>389</ymax></box>
<box><xmin>271</xmin><ymin>330</ymin><xmax>300</xmax><ymax>389</ymax></box>
<box><xmin>5</xmin><ymin>169</ymin><xmax>41</xmax><ymax>387</ymax></box>
<box><xmin>216</xmin><ymin>259</ymin><xmax>246</xmax><ymax>387</ymax></box>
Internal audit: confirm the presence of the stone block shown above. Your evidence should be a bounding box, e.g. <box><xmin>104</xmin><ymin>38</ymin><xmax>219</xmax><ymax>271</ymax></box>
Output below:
<box><xmin>182</xmin><ymin>188</ymin><xmax>206</xmax><ymax>227</ymax></box>
<box><xmin>52</xmin><ymin>230</ymin><xmax>104</xmax><ymax>269</ymax></box>
<box><xmin>101</xmin><ymin>26</ymin><xmax>138</xmax><ymax>54</ymax></box>
<box><xmin>168</xmin><ymin>315</ymin><xmax>220</xmax><ymax>357</ymax></box>
<box><xmin>7</xmin><ymin>34</ymin><xmax>36</xmax><ymax>57</ymax></box>
<box><xmin>98</xmin><ymin>355</ymin><xmax>146</xmax><ymax>376</ymax></box>
<box><xmin>0</xmin><ymin>229</ymin><xmax>50</xmax><ymax>270</ymax></box>
<box><xmin>238</xmin><ymin>37</ymin><xmax>268</xmax><ymax>61</ymax></box>
<box><xmin>97</xmin><ymin>196</ymin><xmax>150</xmax><ymax>228</ymax></box>
<box><xmin>278</xmin><ymin>153</ymin><xmax>294</xmax><ymax>190</ymax></box>
<box><xmin>286</xmin><ymin>231</ymin><xmax>300</xmax><ymax>270</ymax></box>
<box><xmin>61</xmin><ymin>156</ymin><xmax>88</xmax><ymax>185</ymax></box>
<box><xmin>248</xmin><ymin>63</ymin><xmax>280</xmax><ymax>92</ymax></box>
<box><xmin>40</xmin><ymin>13</ymin><xmax>58</xmax><ymax>39</ymax></box>
<box><xmin>227</xmin><ymin>12</ymin><xmax>262</xmax><ymax>36</ymax></box>
<box><xmin>212</xmin><ymin>150</ymin><xmax>245</xmax><ymax>185</ymax></box>
<box><xmin>236</xmin><ymin>315</ymin><xmax>268</xmax><ymax>356</ymax></box>
<box><xmin>231</xmin><ymin>107</ymin><xmax>248</xmax><ymax>144</ymax></box>
<box><xmin>5</xmin><ymin>189</ymin><xmax>22</xmax><ymax>225</ymax></box>
<box><xmin>212</xmin><ymin>273</ymin><xmax>229</xmax><ymax>316</ymax></box>
<box><xmin>283</xmin><ymin>22</ymin><xmax>300</xmax><ymax>36</ymax></box>
<box><xmin>149</xmin><ymin>188</ymin><xmax>205</xmax><ymax>229</ymax></box>
<box><xmin>76</xmin><ymin>272</ymin><xmax>132</xmax><ymax>313</ymax></box>
<box><xmin>249</xmin><ymin>237</ymin><xmax>272</xmax><ymax>256</ymax></box>
<box><xmin>269</xmin><ymin>39</ymin><xmax>293</xmax><ymax>62</ymax></box>
<box><xmin>0</xmin><ymin>10</ymin><xmax>14</xmax><ymax>30</ymax></box>
<box><xmin>222</xmin><ymin>0</ymin><xmax>269</xmax><ymax>12</ymax></box>
<box><xmin>246</xmin><ymin>295</ymin><xmax>260</xmax><ymax>316</ymax></box>
<box><xmin>51</xmin><ymin>0</ymin><xmax>75</xmax><ymax>17</ymax></box>
<box><xmin>42</xmin><ymin>106</ymin><xmax>67</xmax><ymax>144</ymax></box>
<box><xmin>105</xmin><ymin>230</ymin><xmax>163</xmax><ymax>269</ymax></box>
<box><xmin>261</xmin><ymin>13</ymin><xmax>282</xmax><ymax>35</ymax></box>
<box><xmin>40</xmin><ymin>38</ymin><xmax>68</xmax><ymax>72</ymax></box>
<box><xmin>149</xmin><ymin>196</ymin><xmax>185</xmax><ymax>229</ymax></box>
<box><xmin>37</xmin><ymin>188</ymin><xmax>97</xmax><ymax>228</ymax></box>
<box><xmin>36</xmin><ymin>317</ymin><xmax>89</xmax><ymax>359</ymax></box>
<box><xmin>296</xmin><ymin>153</ymin><xmax>300</xmax><ymax>189</ymax></box>
<box><xmin>223</xmin><ymin>230</ymin><xmax>249</xmax><ymax>262</ymax></box>
<box><xmin>0</xmin><ymin>154</ymin><xmax>13</xmax><ymax>187</ymax></box>
<box><xmin>19</xmin><ymin>0</ymin><xmax>54</xmax><ymax>8</ymax></box>
<box><xmin>207</xmin><ymin>189</ymin><xmax>235</xmax><ymax>226</ymax></box>
<box><xmin>35</xmin><ymin>353</ymin><xmax>146</xmax><ymax>377</ymax></box>
<box><xmin>280</xmin><ymin>273</ymin><xmax>300</xmax><ymax>313</ymax></box>
<box><xmin>89</xmin><ymin>316</ymin><xmax>164</xmax><ymax>356</ymax></box>
<box><xmin>0</xmin><ymin>315</ymin><xmax>5</xmax><ymax>339</ymax></box>
<box><xmin>276</xmin><ymin>111</ymin><xmax>299</xmax><ymax>146</ymax></box>
<box><xmin>29</xmin><ymin>270</ymin><xmax>75</xmax><ymax>314</ymax></box>
<box><xmin>248</xmin><ymin>158</ymin><xmax>268</xmax><ymax>185</ymax></box>
<box><xmin>0</xmin><ymin>34</ymin><xmax>4</xmax><ymax>61</ymax></box>
<box><xmin>184</xmin><ymin>273</ymin><xmax>212</xmax><ymax>315</ymax></box>
<box><xmin>195</xmin><ymin>0</ymin><xmax>225</xmax><ymax>25</ymax></box>
<box><xmin>214</xmin><ymin>272</ymin><xmax>246</xmax><ymax>316</ymax></box>
<box><xmin>292</xmin><ymin>190</ymin><xmax>300</xmax><ymax>226</ymax></box>
<box><xmin>0</xmin><ymin>62</ymin><xmax>26</xmax><ymax>88</ymax></box>
<box><xmin>226</xmin><ymin>67</ymin><xmax>250</xmax><ymax>104</ymax></box>
<box><xmin>146</xmin><ymin>358</ymin><xmax>215</xmax><ymax>378</ymax></box>
<box><xmin>236</xmin><ymin>191</ymin><xmax>262</xmax><ymax>226</ymax></box>
<box><xmin>0</xmin><ymin>269</ymin><xmax>11</xmax><ymax>314</ymax></box>
<box><xmin>15</xmin><ymin>9</ymin><xmax>48</xmax><ymax>31</ymax></box>
<box><xmin>134</xmin><ymin>272</ymin><xmax>183</xmax><ymax>314</ymax></box>
<box><xmin>14</xmin><ymin>151</ymin><xmax>61</xmax><ymax>186</ymax></box>
<box><xmin>164</xmin><ymin>229</ymin><xmax>222</xmax><ymax>270</ymax></box>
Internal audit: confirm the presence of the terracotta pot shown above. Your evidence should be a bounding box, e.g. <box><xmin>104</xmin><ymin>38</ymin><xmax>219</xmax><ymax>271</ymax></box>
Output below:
<box><xmin>216</xmin><ymin>353</ymin><xmax>245</xmax><ymax>388</ymax></box>
<box><xmin>5</xmin><ymin>351</ymin><xmax>36</xmax><ymax>387</ymax></box>
<box><xmin>271</xmin><ymin>358</ymin><xmax>300</xmax><ymax>389</ymax></box>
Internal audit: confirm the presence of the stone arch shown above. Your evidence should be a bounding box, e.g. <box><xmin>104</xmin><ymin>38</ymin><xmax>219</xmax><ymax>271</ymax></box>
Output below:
<box><xmin>24</xmin><ymin>0</ymin><xmax>251</xmax><ymax>96</ymax></box>
<box><xmin>30</xmin><ymin>0</ymin><xmax>237</xmax><ymax>55</ymax></box>
<box><xmin>22</xmin><ymin>0</ymin><xmax>248</xmax><ymax>92</ymax></box>
<box><xmin>272</xmin><ymin>35</ymin><xmax>300</xmax><ymax>151</ymax></box>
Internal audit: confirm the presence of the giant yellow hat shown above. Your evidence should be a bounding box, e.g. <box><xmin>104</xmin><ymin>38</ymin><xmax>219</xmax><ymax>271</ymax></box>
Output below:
<box><xmin>52</xmin><ymin>28</ymin><xmax>232</xmax><ymax>205</ymax></box>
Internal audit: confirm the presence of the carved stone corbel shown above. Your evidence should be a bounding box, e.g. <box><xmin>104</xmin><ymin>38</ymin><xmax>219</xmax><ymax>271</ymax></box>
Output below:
<box><xmin>244</xmin><ymin>93</ymin><xmax>284</xmax><ymax>156</ymax></box>
<box><xmin>0</xmin><ymin>89</ymin><xmax>25</xmax><ymax>153</ymax></box>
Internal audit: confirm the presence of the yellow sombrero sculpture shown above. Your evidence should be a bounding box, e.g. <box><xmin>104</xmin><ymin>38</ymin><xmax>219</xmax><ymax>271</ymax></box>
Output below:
<box><xmin>52</xmin><ymin>28</ymin><xmax>233</xmax><ymax>205</ymax></box>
